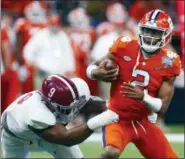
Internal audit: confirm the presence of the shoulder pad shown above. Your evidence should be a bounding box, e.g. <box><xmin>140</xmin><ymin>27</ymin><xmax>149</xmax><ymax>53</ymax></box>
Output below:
<box><xmin>109</xmin><ymin>36</ymin><xmax>135</xmax><ymax>54</ymax></box>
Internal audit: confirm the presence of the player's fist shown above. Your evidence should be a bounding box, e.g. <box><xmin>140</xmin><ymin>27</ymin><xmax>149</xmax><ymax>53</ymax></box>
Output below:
<box><xmin>104</xmin><ymin>59</ymin><xmax>118</xmax><ymax>70</ymax></box>
<box><xmin>93</xmin><ymin>59</ymin><xmax>119</xmax><ymax>82</ymax></box>
<box><xmin>87</xmin><ymin>109</ymin><xmax>119</xmax><ymax>130</ymax></box>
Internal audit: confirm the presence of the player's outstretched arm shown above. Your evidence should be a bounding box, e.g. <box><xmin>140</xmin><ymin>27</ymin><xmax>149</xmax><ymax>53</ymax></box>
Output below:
<box><xmin>28</xmin><ymin>110</ymin><xmax>119</xmax><ymax>146</ymax></box>
<box><xmin>87</xmin><ymin>53</ymin><xmax>119</xmax><ymax>82</ymax></box>
<box><xmin>29</xmin><ymin>123</ymin><xmax>93</xmax><ymax>147</ymax></box>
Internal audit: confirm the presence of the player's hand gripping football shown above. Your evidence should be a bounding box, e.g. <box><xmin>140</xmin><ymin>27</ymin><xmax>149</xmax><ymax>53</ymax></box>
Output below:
<box><xmin>93</xmin><ymin>60</ymin><xmax>119</xmax><ymax>82</ymax></box>
<box><xmin>120</xmin><ymin>82</ymin><xmax>144</xmax><ymax>100</ymax></box>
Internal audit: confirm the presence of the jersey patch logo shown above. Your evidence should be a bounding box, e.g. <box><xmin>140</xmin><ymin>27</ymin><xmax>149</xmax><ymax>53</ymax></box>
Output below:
<box><xmin>123</xmin><ymin>56</ymin><xmax>131</xmax><ymax>61</ymax></box>
<box><xmin>162</xmin><ymin>56</ymin><xmax>174</xmax><ymax>68</ymax></box>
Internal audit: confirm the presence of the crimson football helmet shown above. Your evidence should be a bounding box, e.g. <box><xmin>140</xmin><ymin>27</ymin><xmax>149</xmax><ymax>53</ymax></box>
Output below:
<box><xmin>41</xmin><ymin>75</ymin><xmax>90</xmax><ymax>124</ymax></box>
<box><xmin>138</xmin><ymin>9</ymin><xmax>174</xmax><ymax>53</ymax></box>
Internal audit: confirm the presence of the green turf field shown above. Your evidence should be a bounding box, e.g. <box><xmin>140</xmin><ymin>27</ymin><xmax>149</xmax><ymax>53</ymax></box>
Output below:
<box><xmin>30</xmin><ymin>142</ymin><xmax>184</xmax><ymax>158</ymax></box>
<box><xmin>2</xmin><ymin>125</ymin><xmax>184</xmax><ymax>158</ymax></box>
<box><xmin>29</xmin><ymin>125</ymin><xmax>184</xmax><ymax>158</ymax></box>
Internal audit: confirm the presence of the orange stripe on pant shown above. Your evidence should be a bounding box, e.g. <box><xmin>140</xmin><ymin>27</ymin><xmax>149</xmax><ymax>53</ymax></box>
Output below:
<box><xmin>102</xmin><ymin>119</ymin><xmax>178</xmax><ymax>158</ymax></box>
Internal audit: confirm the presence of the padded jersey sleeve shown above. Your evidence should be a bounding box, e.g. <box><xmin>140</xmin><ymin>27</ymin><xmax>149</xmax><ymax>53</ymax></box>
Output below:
<box><xmin>109</xmin><ymin>36</ymin><xmax>132</xmax><ymax>55</ymax></box>
<box><xmin>109</xmin><ymin>37</ymin><xmax>122</xmax><ymax>54</ymax></box>
<box><xmin>27</xmin><ymin>94</ymin><xmax>57</xmax><ymax>129</ymax></box>
<box><xmin>28</xmin><ymin>107</ymin><xmax>56</xmax><ymax>129</ymax></box>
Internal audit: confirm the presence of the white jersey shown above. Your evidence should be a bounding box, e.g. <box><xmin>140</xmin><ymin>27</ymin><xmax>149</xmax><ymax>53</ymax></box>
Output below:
<box><xmin>2</xmin><ymin>91</ymin><xmax>56</xmax><ymax>140</ymax></box>
<box><xmin>23</xmin><ymin>28</ymin><xmax>75</xmax><ymax>75</ymax></box>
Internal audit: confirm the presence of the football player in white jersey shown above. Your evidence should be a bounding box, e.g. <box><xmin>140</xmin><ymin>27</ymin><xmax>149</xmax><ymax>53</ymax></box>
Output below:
<box><xmin>1</xmin><ymin>75</ymin><xmax>119</xmax><ymax>158</ymax></box>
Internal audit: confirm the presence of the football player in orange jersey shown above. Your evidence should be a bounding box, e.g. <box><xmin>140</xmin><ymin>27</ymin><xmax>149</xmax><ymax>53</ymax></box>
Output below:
<box><xmin>14</xmin><ymin>1</ymin><xmax>48</xmax><ymax>93</ymax></box>
<box><xmin>1</xmin><ymin>11</ymin><xmax>20</xmax><ymax>113</ymax></box>
<box><xmin>67</xmin><ymin>8</ymin><xmax>99</xmax><ymax>96</ymax></box>
<box><xmin>87</xmin><ymin>9</ymin><xmax>181</xmax><ymax>158</ymax></box>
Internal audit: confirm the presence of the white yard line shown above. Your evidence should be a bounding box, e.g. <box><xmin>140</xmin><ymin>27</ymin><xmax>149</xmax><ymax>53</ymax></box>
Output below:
<box><xmin>84</xmin><ymin>133</ymin><xmax>184</xmax><ymax>143</ymax></box>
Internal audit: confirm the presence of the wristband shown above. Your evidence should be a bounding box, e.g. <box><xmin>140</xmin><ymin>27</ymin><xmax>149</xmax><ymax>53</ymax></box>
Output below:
<box><xmin>143</xmin><ymin>91</ymin><xmax>162</xmax><ymax>112</ymax></box>
<box><xmin>86</xmin><ymin>65</ymin><xmax>98</xmax><ymax>79</ymax></box>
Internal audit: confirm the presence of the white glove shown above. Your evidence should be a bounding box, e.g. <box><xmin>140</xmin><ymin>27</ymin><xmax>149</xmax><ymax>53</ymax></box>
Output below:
<box><xmin>87</xmin><ymin>109</ymin><xmax>119</xmax><ymax>130</ymax></box>
<box><xmin>147</xmin><ymin>112</ymin><xmax>158</xmax><ymax>123</ymax></box>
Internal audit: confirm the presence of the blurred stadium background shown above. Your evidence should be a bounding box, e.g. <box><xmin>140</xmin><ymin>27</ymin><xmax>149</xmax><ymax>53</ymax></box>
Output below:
<box><xmin>1</xmin><ymin>0</ymin><xmax>184</xmax><ymax>158</ymax></box>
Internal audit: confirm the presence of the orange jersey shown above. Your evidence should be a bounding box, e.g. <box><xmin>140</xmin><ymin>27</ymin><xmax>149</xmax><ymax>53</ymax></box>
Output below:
<box><xmin>14</xmin><ymin>18</ymin><xmax>46</xmax><ymax>50</ymax></box>
<box><xmin>108</xmin><ymin>36</ymin><xmax>181</xmax><ymax>120</ymax></box>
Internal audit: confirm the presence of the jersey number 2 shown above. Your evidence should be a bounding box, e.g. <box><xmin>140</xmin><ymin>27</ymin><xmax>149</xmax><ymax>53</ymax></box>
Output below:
<box><xmin>131</xmin><ymin>69</ymin><xmax>150</xmax><ymax>87</ymax></box>
<box><xmin>131</xmin><ymin>69</ymin><xmax>150</xmax><ymax>93</ymax></box>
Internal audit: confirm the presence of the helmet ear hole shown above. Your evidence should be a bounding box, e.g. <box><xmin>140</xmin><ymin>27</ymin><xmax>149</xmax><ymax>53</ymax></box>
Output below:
<box><xmin>46</xmin><ymin>81</ymin><xmax>50</xmax><ymax>85</ymax></box>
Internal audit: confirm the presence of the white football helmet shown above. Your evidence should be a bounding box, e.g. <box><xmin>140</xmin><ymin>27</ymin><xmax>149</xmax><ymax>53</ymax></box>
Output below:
<box><xmin>67</xmin><ymin>7</ymin><xmax>90</xmax><ymax>29</ymax></box>
<box><xmin>106</xmin><ymin>3</ymin><xmax>128</xmax><ymax>25</ymax></box>
<box><xmin>24</xmin><ymin>1</ymin><xmax>47</xmax><ymax>23</ymax></box>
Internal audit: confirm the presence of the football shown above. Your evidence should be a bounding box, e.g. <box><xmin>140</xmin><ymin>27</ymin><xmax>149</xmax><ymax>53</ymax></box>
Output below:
<box><xmin>104</xmin><ymin>59</ymin><xmax>118</xmax><ymax>70</ymax></box>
